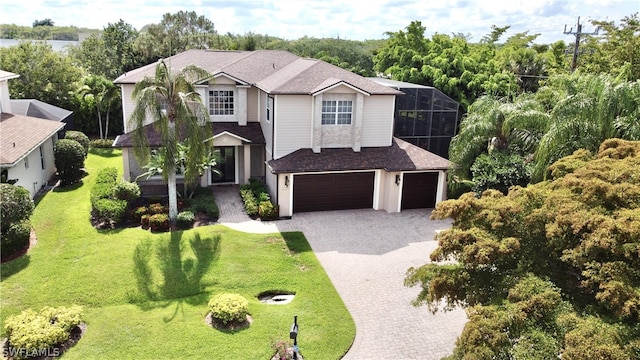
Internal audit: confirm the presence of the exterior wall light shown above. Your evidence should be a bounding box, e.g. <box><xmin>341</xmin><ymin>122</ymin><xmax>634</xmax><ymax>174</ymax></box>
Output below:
<box><xmin>395</xmin><ymin>174</ymin><xmax>401</xmax><ymax>185</ymax></box>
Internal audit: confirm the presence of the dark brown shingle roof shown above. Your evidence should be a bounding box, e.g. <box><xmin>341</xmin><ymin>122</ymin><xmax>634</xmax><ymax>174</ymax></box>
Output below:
<box><xmin>113</xmin><ymin>122</ymin><xmax>265</xmax><ymax>147</ymax></box>
<box><xmin>267</xmin><ymin>138</ymin><xmax>450</xmax><ymax>173</ymax></box>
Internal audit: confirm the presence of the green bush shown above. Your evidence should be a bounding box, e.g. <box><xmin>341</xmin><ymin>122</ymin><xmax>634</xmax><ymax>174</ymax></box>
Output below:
<box><xmin>4</xmin><ymin>305</ymin><xmax>83</xmax><ymax>359</ymax></box>
<box><xmin>240</xmin><ymin>189</ymin><xmax>258</xmax><ymax>217</ymax></box>
<box><xmin>113</xmin><ymin>181</ymin><xmax>141</xmax><ymax>202</ymax></box>
<box><xmin>54</xmin><ymin>139</ymin><xmax>86</xmax><ymax>186</ymax></box>
<box><xmin>1</xmin><ymin>219</ymin><xmax>31</xmax><ymax>260</ymax></box>
<box><xmin>258</xmin><ymin>201</ymin><xmax>278</xmax><ymax>220</ymax></box>
<box><xmin>64</xmin><ymin>131</ymin><xmax>90</xmax><ymax>156</ymax></box>
<box><xmin>93</xmin><ymin>198</ymin><xmax>127</xmax><ymax>223</ymax></box>
<box><xmin>94</xmin><ymin>167</ymin><xmax>118</xmax><ymax>184</ymax></box>
<box><xmin>189</xmin><ymin>197</ymin><xmax>219</xmax><ymax>220</ymax></box>
<box><xmin>149</xmin><ymin>213</ymin><xmax>170</xmax><ymax>232</ymax></box>
<box><xmin>240</xmin><ymin>179</ymin><xmax>276</xmax><ymax>219</ymax></box>
<box><xmin>0</xmin><ymin>184</ymin><xmax>34</xmax><ymax>231</ymax></box>
<box><xmin>176</xmin><ymin>211</ymin><xmax>195</xmax><ymax>229</ymax></box>
<box><xmin>89</xmin><ymin>138</ymin><xmax>114</xmax><ymax>149</ymax></box>
<box><xmin>132</xmin><ymin>206</ymin><xmax>149</xmax><ymax>223</ymax></box>
<box><xmin>208</xmin><ymin>293</ymin><xmax>249</xmax><ymax>325</ymax></box>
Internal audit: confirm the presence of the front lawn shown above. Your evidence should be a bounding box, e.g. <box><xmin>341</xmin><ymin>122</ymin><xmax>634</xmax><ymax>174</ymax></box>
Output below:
<box><xmin>0</xmin><ymin>148</ymin><xmax>355</xmax><ymax>359</ymax></box>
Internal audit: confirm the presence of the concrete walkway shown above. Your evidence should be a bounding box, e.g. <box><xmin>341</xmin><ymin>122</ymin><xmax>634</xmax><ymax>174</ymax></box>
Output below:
<box><xmin>213</xmin><ymin>185</ymin><xmax>468</xmax><ymax>360</ymax></box>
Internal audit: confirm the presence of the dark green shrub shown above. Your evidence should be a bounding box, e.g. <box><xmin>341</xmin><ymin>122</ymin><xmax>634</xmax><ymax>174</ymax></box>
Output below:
<box><xmin>140</xmin><ymin>214</ymin><xmax>151</xmax><ymax>229</ymax></box>
<box><xmin>90</xmin><ymin>167</ymin><xmax>119</xmax><ymax>208</ymax></box>
<box><xmin>64</xmin><ymin>130</ymin><xmax>90</xmax><ymax>156</ymax></box>
<box><xmin>93</xmin><ymin>198</ymin><xmax>127</xmax><ymax>223</ymax></box>
<box><xmin>1</xmin><ymin>219</ymin><xmax>31</xmax><ymax>260</ymax></box>
<box><xmin>189</xmin><ymin>197</ymin><xmax>219</xmax><ymax>220</ymax></box>
<box><xmin>0</xmin><ymin>184</ymin><xmax>34</xmax><ymax>231</ymax></box>
<box><xmin>148</xmin><ymin>203</ymin><xmax>166</xmax><ymax>215</ymax></box>
<box><xmin>54</xmin><ymin>139</ymin><xmax>85</xmax><ymax>186</ymax></box>
<box><xmin>208</xmin><ymin>293</ymin><xmax>249</xmax><ymax>325</ymax></box>
<box><xmin>113</xmin><ymin>181</ymin><xmax>141</xmax><ymax>202</ymax></box>
<box><xmin>4</xmin><ymin>305</ymin><xmax>83</xmax><ymax>358</ymax></box>
<box><xmin>149</xmin><ymin>213</ymin><xmax>170</xmax><ymax>232</ymax></box>
<box><xmin>89</xmin><ymin>139</ymin><xmax>114</xmax><ymax>149</ymax></box>
<box><xmin>258</xmin><ymin>192</ymin><xmax>270</xmax><ymax>202</ymax></box>
<box><xmin>190</xmin><ymin>186</ymin><xmax>212</xmax><ymax>198</ymax></box>
<box><xmin>95</xmin><ymin>167</ymin><xmax>118</xmax><ymax>184</ymax></box>
<box><xmin>176</xmin><ymin>211</ymin><xmax>195</xmax><ymax>229</ymax></box>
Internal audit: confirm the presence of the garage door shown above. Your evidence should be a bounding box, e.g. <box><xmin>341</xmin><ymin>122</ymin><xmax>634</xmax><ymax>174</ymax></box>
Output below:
<box><xmin>401</xmin><ymin>172</ymin><xmax>438</xmax><ymax>210</ymax></box>
<box><xmin>293</xmin><ymin>172</ymin><xmax>375</xmax><ymax>213</ymax></box>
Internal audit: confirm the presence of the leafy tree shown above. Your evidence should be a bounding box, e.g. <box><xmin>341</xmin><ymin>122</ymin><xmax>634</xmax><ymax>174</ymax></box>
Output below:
<box><xmin>102</xmin><ymin>20</ymin><xmax>140</xmax><ymax>77</ymax></box>
<box><xmin>130</xmin><ymin>60</ymin><xmax>212</xmax><ymax>222</ymax></box>
<box><xmin>33</xmin><ymin>18</ymin><xmax>54</xmax><ymax>27</ymax></box>
<box><xmin>0</xmin><ymin>41</ymin><xmax>81</xmax><ymax>109</ymax></box>
<box><xmin>78</xmin><ymin>75</ymin><xmax>120</xmax><ymax>139</ymax></box>
<box><xmin>469</xmin><ymin>151</ymin><xmax>532</xmax><ymax>195</ymax></box>
<box><xmin>406</xmin><ymin>138</ymin><xmax>640</xmax><ymax>358</ymax></box>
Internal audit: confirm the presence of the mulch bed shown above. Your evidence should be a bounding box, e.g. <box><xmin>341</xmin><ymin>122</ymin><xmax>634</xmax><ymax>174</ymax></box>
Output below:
<box><xmin>204</xmin><ymin>312</ymin><xmax>253</xmax><ymax>332</ymax></box>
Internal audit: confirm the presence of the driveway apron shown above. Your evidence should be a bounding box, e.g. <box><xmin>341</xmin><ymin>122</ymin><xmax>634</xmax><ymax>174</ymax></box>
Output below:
<box><xmin>213</xmin><ymin>185</ymin><xmax>468</xmax><ymax>360</ymax></box>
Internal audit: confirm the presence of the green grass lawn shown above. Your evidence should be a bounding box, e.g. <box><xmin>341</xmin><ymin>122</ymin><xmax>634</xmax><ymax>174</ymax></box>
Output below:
<box><xmin>0</xmin><ymin>148</ymin><xmax>355</xmax><ymax>359</ymax></box>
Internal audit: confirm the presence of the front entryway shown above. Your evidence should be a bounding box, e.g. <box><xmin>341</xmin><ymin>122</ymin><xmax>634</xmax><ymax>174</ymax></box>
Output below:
<box><xmin>211</xmin><ymin>146</ymin><xmax>235</xmax><ymax>183</ymax></box>
<box><xmin>293</xmin><ymin>172</ymin><xmax>375</xmax><ymax>213</ymax></box>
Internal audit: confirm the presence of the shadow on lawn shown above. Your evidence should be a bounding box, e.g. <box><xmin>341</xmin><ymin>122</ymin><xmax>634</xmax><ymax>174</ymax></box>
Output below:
<box><xmin>130</xmin><ymin>230</ymin><xmax>220</xmax><ymax>322</ymax></box>
<box><xmin>281</xmin><ymin>231</ymin><xmax>312</xmax><ymax>254</ymax></box>
<box><xmin>0</xmin><ymin>254</ymin><xmax>30</xmax><ymax>281</ymax></box>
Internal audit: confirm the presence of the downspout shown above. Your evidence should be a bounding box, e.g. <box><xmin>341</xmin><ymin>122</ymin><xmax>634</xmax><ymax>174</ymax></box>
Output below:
<box><xmin>271</xmin><ymin>96</ymin><xmax>278</xmax><ymax>206</ymax></box>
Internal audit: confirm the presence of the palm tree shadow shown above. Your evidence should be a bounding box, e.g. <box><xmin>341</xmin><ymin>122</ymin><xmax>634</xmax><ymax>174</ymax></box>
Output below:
<box><xmin>130</xmin><ymin>230</ymin><xmax>220</xmax><ymax>322</ymax></box>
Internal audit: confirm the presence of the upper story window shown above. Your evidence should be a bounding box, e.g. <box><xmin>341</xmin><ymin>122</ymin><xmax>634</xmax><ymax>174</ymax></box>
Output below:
<box><xmin>24</xmin><ymin>155</ymin><xmax>29</xmax><ymax>169</ymax></box>
<box><xmin>40</xmin><ymin>146</ymin><xmax>45</xmax><ymax>169</ymax></box>
<box><xmin>321</xmin><ymin>100</ymin><xmax>352</xmax><ymax>125</ymax></box>
<box><xmin>209</xmin><ymin>90</ymin><xmax>234</xmax><ymax>115</ymax></box>
<box><xmin>266</xmin><ymin>95</ymin><xmax>273</xmax><ymax>123</ymax></box>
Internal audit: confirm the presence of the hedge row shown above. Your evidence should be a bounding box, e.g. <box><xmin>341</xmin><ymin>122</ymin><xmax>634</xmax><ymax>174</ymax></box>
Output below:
<box><xmin>90</xmin><ymin>167</ymin><xmax>140</xmax><ymax>223</ymax></box>
<box><xmin>239</xmin><ymin>178</ymin><xmax>278</xmax><ymax>220</ymax></box>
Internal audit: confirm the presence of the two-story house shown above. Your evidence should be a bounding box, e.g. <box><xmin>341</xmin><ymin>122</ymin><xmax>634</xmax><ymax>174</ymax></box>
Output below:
<box><xmin>112</xmin><ymin>50</ymin><xmax>450</xmax><ymax>218</ymax></box>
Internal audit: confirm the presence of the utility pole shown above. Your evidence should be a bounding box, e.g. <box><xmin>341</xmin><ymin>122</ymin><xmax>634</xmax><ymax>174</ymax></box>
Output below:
<box><xmin>563</xmin><ymin>16</ymin><xmax>599</xmax><ymax>72</ymax></box>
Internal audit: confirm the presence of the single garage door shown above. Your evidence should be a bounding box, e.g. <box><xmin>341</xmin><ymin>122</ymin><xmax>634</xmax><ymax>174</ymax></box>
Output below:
<box><xmin>401</xmin><ymin>172</ymin><xmax>438</xmax><ymax>210</ymax></box>
<box><xmin>293</xmin><ymin>172</ymin><xmax>375</xmax><ymax>213</ymax></box>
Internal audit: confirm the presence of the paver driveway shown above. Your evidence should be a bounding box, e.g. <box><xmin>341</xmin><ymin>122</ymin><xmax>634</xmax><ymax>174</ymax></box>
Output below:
<box><xmin>213</xmin><ymin>185</ymin><xmax>468</xmax><ymax>360</ymax></box>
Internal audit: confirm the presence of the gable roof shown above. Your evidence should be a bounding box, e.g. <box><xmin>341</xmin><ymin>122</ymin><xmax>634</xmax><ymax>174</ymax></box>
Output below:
<box><xmin>114</xmin><ymin>50</ymin><xmax>402</xmax><ymax>96</ymax></box>
<box><xmin>0</xmin><ymin>113</ymin><xmax>65</xmax><ymax>166</ymax></box>
<box><xmin>0</xmin><ymin>70</ymin><xmax>19</xmax><ymax>82</ymax></box>
<box><xmin>266</xmin><ymin>137</ymin><xmax>450</xmax><ymax>174</ymax></box>
<box><xmin>10</xmin><ymin>99</ymin><xmax>72</xmax><ymax>121</ymax></box>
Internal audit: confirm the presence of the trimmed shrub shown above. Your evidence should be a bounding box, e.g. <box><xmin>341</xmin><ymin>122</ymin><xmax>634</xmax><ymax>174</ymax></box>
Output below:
<box><xmin>148</xmin><ymin>203</ymin><xmax>166</xmax><ymax>215</ymax></box>
<box><xmin>140</xmin><ymin>214</ymin><xmax>151</xmax><ymax>229</ymax></box>
<box><xmin>54</xmin><ymin>139</ymin><xmax>85</xmax><ymax>186</ymax></box>
<box><xmin>113</xmin><ymin>181</ymin><xmax>141</xmax><ymax>202</ymax></box>
<box><xmin>208</xmin><ymin>293</ymin><xmax>249</xmax><ymax>325</ymax></box>
<box><xmin>189</xmin><ymin>197</ymin><xmax>219</xmax><ymax>220</ymax></box>
<box><xmin>64</xmin><ymin>131</ymin><xmax>90</xmax><ymax>156</ymax></box>
<box><xmin>132</xmin><ymin>206</ymin><xmax>149</xmax><ymax>223</ymax></box>
<box><xmin>89</xmin><ymin>139</ymin><xmax>114</xmax><ymax>149</ymax></box>
<box><xmin>1</xmin><ymin>219</ymin><xmax>31</xmax><ymax>260</ymax></box>
<box><xmin>93</xmin><ymin>198</ymin><xmax>127</xmax><ymax>223</ymax></box>
<box><xmin>149</xmin><ymin>213</ymin><xmax>170</xmax><ymax>232</ymax></box>
<box><xmin>240</xmin><ymin>189</ymin><xmax>258</xmax><ymax>217</ymax></box>
<box><xmin>4</xmin><ymin>305</ymin><xmax>83</xmax><ymax>359</ymax></box>
<box><xmin>0</xmin><ymin>184</ymin><xmax>34</xmax><ymax>231</ymax></box>
<box><xmin>176</xmin><ymin>211</ymin><xmax>195</xmax><ymax>229</ymax></box>
<box><xmin>258</xmin><ymin>201</ymin><xmax>278</xmax><ymax>220</ymax></box>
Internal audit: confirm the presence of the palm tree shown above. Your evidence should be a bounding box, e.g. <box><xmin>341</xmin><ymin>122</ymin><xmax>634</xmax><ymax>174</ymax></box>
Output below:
<box><xmin>130</xmin><ymin>60</ymin><xmax>211</xmax><ymax>222</ymax></box>
<box><xmin>448</xmin><ymin>94</ymin><xmax>549</xmax><ymax>190</ymax></box>
<box><xmin>78</xmin><ymin>75</ymin><xmax>120</xmax><ymax>139</ymax></box>
<box><xmin>533</xmin><ymin>73</ymin><xmax>640</xmax><ymax>181</ymax></box>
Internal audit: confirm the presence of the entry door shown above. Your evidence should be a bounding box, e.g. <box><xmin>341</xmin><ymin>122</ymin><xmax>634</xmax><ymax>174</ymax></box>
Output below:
<box><xmin>212</xmin><ymin>147</ymin><xmax>235</xmax><ymax>183</ymax></box>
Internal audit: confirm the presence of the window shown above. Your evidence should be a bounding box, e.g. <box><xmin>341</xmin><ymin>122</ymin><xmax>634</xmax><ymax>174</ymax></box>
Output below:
<box><xmin>266</xmin><ymin>95</ymin><xmax>273</xmax><ymax>123</ymax></box>
<box><xmin>209</xmin><ymin>90</ymin><xmax>234</xmax><ymax>115</ymax></box>
<box><xmin>40</xmin><ymin>146</ymin><xmax>45</xmax><ymax>169</ymax></box>
<box><xmin>24</xmin><ymin>155</ymin><xmax>29</xmax><ymax>169</ymax></box>
<box><xmin>321</xmin><ymin>100</ymin><xmax>352</xmax><ymax>125</ymax></box>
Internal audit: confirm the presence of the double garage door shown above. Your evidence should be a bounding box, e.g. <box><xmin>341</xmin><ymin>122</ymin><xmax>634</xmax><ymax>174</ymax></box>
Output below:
<box><xmin>292</xmin><ymin>171</ymin><xmax>439</xmax><ymax>213</ymax></box>
<box><xmin>293</xmin><ymin>172</ymin><xmax>375</xmax><ymax>213</ymax></box>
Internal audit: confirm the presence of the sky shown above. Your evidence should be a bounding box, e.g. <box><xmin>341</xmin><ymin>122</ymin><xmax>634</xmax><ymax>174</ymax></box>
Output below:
<box><xmin>1</xmin><ymin>0</ymin><xmax>638</xmax><ymax>44</ymax></box>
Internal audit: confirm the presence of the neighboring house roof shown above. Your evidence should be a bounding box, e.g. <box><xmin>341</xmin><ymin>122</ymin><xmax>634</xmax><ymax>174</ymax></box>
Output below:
<box><xmin>267</xmin><ymin>137</ymin><xmax>450</xmax><ymax>174</ymax></box>
<box><xmin>0</xmin><ymin>70</ymin><xmax>20</xmax><ymax>81</ymax></box>
<box><xmin>0</xmin><ymin>113</ymin><xmax>65</xmax><ymax>166</ymax></box>
<box><xmin>10</xmin><ymin>99</ymin><xmax>72</xmax><ymax>122</ymax></box>
<box><xmin>367</xmin><ymin>77</ymin><xmax>437</xmax><ymax>90</ymax></box>
<box><xmin>114</xmin><ymin>50</ymin><xmax>402</xmax><ymax>96</ymax></box>
<box><xmin>112</xmin><ymin>122</ymin><xmax>265</xmax><ymax>148</ymax></box>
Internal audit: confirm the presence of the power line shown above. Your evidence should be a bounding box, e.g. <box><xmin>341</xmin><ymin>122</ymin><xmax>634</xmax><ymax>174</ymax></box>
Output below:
<box><xmin>563</xmin><ymin>16</ymin><xmax>599</xmax><ymax>72</ymax></box>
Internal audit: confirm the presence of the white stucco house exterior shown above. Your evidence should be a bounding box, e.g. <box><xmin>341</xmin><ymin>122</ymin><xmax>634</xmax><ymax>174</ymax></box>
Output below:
<box><xmin>113</xmin><ymin>50</ymin><xmax>450</xmax><ymax>217</ymax></box>
<box><xmin>0</xmin><ymin>70</ymin><xmax>65</xmax><ymax>198</ymax></box>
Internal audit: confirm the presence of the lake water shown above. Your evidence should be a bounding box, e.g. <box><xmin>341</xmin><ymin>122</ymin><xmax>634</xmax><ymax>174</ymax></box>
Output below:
<box><xmin>0</xmin><ymin>39</ymin><xmax>79</xmax><ymax>52</ymax></box>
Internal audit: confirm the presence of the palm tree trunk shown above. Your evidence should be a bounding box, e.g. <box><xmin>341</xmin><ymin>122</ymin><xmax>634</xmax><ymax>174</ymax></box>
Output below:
<box><xmin>97</xmin><ymin>105</ymin><xmax>104</xmax><ymax>140</ymax></box>
<box><xmin>167</xmin><ymin>168</ymin><xmax>178</xmax><ymax>222</ymax></box>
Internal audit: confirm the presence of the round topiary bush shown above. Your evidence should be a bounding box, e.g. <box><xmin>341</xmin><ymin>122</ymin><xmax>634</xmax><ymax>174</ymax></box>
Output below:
<box><xmin>176</xmin><ymin>211</ymin><xmax>195</xmax><ymax>229</ymax></box>
<box><xmin>113</xmin><ymin>180</ymin><xmax>141</xmax><ymax>202</ymax></box>
<box><xmin>0</xmin><ymin>184</ymin><xmax>34</xmax><ymax>230</ymax></box>
<box><xmin>54</xmin><ymin>139</ymin><xmax>86</xmax><ymax>186</ymax></box>
<box><xmin>1</xmin><ymin>219</ymin><xmax>32</xmax><ymax>261</ymax></box>
<box><xmin>148</xmin><ymin>213</ymin><xmax>170</xmax><ymax>232</ymax></box>
<box><xmin>208</xmin><ymin>293</ymin><xmax>249</xmax><ymax>325</ymax></box>
<box><xmin>64</xmin><ymin>131</ymin><xmax>90</xmax><ymax>157</ymax></box>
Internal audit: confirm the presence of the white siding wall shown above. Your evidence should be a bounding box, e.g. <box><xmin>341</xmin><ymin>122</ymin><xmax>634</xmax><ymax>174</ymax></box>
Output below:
<box><xmin>8</xmin><ymin>136</ymin><xmax>58</xmax><ymax>199</ymax></box>
<box><xmin>247</xmin><ymin>87</ymin><xmax>259</xmax><ymax>121</ymax></box>
<box><xmin>121</xmin><ymin>84</ymin><xmax>136</xmax><ymax>133</ymax></box>
<box><xmin>260</xmin><ymin>91</ymin><xmax>274</xmax><ymax>158</ymax></box>
<box><xmin>274</xmin><ymin>95</ymin><xmax>312</xmax><ymax>159</ymax></box>
<box><xmin>361</xmin><ymin>95</ymin><xmax>395</xmax><ymax>147</ymax></box>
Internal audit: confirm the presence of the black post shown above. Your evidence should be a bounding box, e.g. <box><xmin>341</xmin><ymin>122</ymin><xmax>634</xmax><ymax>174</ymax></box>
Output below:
<box><xmin>290</xmin><ymin>315</ymin><xmax>299</xmax><ymax>360</ymax></box>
